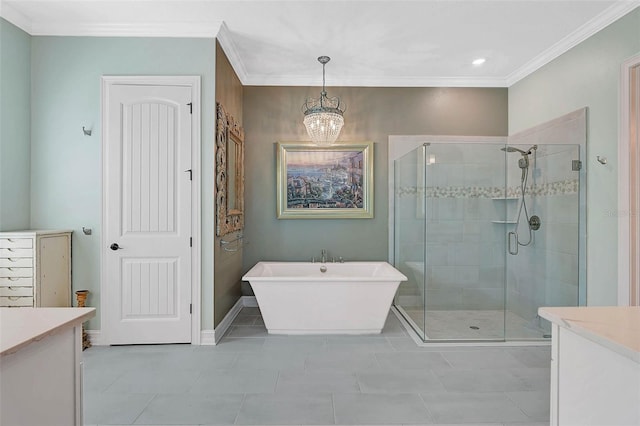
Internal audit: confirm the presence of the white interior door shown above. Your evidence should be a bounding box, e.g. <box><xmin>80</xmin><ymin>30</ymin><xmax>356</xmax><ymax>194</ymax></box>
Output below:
<box><xmin>104</xmin><ymin>82</ymin><xmax>193</xmax><ymax>344</ymax></box>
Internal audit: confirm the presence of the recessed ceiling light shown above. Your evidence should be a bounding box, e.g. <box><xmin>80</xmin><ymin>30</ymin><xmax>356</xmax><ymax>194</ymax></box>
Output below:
<box><xmin>472</xmin><ymin>58</ymin><xmax>486</xmax><ymax>66</ymax></box>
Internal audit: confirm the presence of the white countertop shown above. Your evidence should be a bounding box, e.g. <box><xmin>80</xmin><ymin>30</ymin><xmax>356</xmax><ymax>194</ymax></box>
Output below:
<box><xmin>0</xmin><ymin>307</ymin><xmax>95</xmax><ymax>355</ymax></box>
<box><xmin>0</xmin><ymin>229</ymin><xmax>73</xmax><ymax>237</ymax></box>
<box><xmin>538</xmin><ymin>306</ymin><xmax>640</xmax><ymax>363</ymax></box>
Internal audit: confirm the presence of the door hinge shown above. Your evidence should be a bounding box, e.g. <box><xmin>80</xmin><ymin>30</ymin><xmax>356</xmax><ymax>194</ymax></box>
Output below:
<box><xmin>189</xmin><ymin>237</ymin><xmax>193</xmax><ymax>247</ymax></box>
<box><xmin>187</xmin><ymin>102</ymin><xmax>193</xmax><ymax>114</ymax></box>
<box><xmin>572</xmin><ymin>160</ymin><xmax>582</xmax><ymax>171</ymax></box>
<box><xmin>184</xmin><ymin>169</ymin><xmax>192</xmax><ymax>181</ymax></box>
<box><xmin>190</xmin><ymin>303</ymin><xmax>192</xmax><ymax>314</ymax></box>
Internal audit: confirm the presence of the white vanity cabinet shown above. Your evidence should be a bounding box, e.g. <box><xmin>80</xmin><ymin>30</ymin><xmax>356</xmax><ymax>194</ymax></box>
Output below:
<box><xmin>1</xmin><ymin>307</ymin><xmax>96</xmax><ymax>425</ymax></box>
<box><xmin>539</xmin><ymin>306</ymin><xmax>640</xmax><ymax>426</ymax></box>
<box><xmin>0</xmin><ymin>230</ymin><xmax>72</xmax><ymax>307</ymax></box>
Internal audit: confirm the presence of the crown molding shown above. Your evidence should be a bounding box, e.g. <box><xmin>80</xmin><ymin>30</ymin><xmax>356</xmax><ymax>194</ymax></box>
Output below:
<box><xmin>216</xmin><ymin>22</ymin><xmax>249</xmax><ymax>83</ymax></box>
<box><xmin>0</xmin><ymin>1</ymin><xmax>32</xmax><ymax>33</ymax></box>
<box><xmin>242</xmin><ymin>74</ymin><xmax>509</xmax><ymax>88</ymax></box>
<box><xmin>2</xmin><ymin>1</ymin><xmax>637</xmax><ymax>87</ymax></box>
<box><xmin>506</xmin><ymin>1</ymin><xmax>640</xmax><ymax>86</ymax></box>
<box><xmin>27</xmin><ymin>21</ymin><xmax>221</xmax><ymax>38</ymax></box>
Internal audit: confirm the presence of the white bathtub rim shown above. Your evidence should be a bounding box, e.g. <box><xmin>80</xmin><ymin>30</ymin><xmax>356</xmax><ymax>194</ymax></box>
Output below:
<box><xmin>243</xmin><ymin>261</ymin><xmax>408</xmax><ymax>282</ymax></box>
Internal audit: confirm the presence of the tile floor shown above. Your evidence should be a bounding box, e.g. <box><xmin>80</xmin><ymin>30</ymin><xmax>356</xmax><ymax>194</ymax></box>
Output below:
<box><xmin>84</xmin><ymin>307</ymin><xmax>551</xmax><ymax>425</ymax></box>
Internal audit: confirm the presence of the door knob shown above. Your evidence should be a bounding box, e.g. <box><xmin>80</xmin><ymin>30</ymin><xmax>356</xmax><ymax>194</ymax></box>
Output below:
<box><xmin>110</xmin><ymin>243</ymin><xmax>121</xmax><ymax>251</ymax></box>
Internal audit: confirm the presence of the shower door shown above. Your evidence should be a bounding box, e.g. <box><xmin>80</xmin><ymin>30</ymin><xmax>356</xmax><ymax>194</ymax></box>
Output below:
<box><xmin>394</xmin><ymin>142</ymin><xmax>509</xmax><ymax>341</ymax></box>
<box><xmin>420</xmin><ymin>143</ymin><xmax>508</xmax><ymax>340</ymax></box>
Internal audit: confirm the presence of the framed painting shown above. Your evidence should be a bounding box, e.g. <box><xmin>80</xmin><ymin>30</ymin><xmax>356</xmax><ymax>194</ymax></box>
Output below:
<box><xmin>277</xmin><ymin>142</ymin><xmax>374</xmax><ymax>219</ymax></box>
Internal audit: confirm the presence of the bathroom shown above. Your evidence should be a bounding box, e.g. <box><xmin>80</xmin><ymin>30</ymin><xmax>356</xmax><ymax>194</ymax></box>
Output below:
<box><xmin>3</xmin><ymin>6</ymin><xmax>635</xmax><ymax>342</ymax></box>
<box><xmin>1</xmin><ymin>2</ymin><xmax>639</xmax><ymax>425</ymax></box>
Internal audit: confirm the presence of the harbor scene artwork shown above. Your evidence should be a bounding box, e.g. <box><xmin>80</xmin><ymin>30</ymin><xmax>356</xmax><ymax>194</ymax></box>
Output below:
<box><xmin>288</xmin><ymin>150</ymin><xmax>363</xmax><ymax>209</ymax></box>
<box><xmin>277</xmin><ymin>142</ymin><xmax>373</xmax><ymax>219</ymax></box>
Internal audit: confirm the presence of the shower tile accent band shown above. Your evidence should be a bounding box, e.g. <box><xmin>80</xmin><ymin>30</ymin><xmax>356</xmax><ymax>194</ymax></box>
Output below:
<box><xmin>396</xmin><ymin>179</ymin><xmax>578</xmax><ymax>198</ymax></box>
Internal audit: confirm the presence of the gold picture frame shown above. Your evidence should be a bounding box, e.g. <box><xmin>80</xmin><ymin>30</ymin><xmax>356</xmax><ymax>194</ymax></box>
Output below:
<box><xmin>276</xmin><ymin>142</ymin><xmax>374</xmax><ymax>219</ymax></box>
<box><xmin>215</xmin><ymin>103</ymin><xmax>244</xmax><ymax>236</ymax></box>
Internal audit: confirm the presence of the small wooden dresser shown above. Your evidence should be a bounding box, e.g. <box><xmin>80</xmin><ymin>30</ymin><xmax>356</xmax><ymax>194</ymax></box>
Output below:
<box><xmin>0</xmin><ymin>230</ymin><xmax>72</xmax><ymax>307</ymax></box>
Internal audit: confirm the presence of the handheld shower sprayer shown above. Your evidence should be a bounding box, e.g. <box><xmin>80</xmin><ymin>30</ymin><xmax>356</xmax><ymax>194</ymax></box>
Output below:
<box><xmin>501</xmin><ymin>145</ymin><xmax>539</xmax><ymax>254</ymax></box>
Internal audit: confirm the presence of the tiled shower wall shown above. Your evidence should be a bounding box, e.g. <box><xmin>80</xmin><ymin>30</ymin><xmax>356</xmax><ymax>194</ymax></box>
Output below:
<box><xmin>424</xmin><ymin>144</ymin><xmax>506</xmax><ymax>311</ymax></box>
<box><xmin>505</xmin><ymin>146</ymin><xmax>580</xmax><ymax>331</ymax></box>
<box><xmin>395</xmin><ymin>144</ymin><xmax>580</xmax><ymax>320</ymax></box>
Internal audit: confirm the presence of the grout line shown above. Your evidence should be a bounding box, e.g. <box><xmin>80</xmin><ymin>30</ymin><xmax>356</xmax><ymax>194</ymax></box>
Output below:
<box><xmin>232</xmin><ymin>393</ymin><xmax>247</xmax><ymax>425</ymax></box>
<box><xmin>130</xmin><ymin>393</ymin><xmax>158</xmax><ymax>425</ymax></box>
<box><xmin>331</xmin><ymin>393</ymin><xmax>337</xmax><ymax>425</ymax></box>
<box><xmin>417</xmin><ymin>392</ymin><xmax>436</xmax><ymax>423</ymax></box>
<box><xmin>273</xmin><ymin>370</ymin><xmax>281</xmax><ymax>393</ymax></box>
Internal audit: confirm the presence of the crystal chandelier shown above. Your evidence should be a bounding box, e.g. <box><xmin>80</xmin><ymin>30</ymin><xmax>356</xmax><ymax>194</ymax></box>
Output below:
<box><xmin>302</xmin><ymin>56</ymin><xmax>345</xmax><ymax>146</ymax></box>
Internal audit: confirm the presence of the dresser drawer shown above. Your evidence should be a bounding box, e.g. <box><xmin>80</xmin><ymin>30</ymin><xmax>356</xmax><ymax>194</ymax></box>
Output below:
<box><xmin>0</xmin><ymin>277</ymin><xmax>33</xmax><ymax>287</ymax></box>
<box><xmin>0</xmin><ymin>238</ymin><xmax>33</xmax><ymax>249</ymax></box>
<box><xmin>0</xmin><ymin>248</ymin><xmax>33</xmax><ymax>258</ymax></box>
<box><xmin>0</xmin><ymin>268</ymin><xmax>34</xmax><ymax>278</ymax></box>
<box><xmin>0</xmin><ymin>296</ymin><xmax>34</xmax><ymax>307</ymax></box>
<box><xmin>0</xmin><ymin>258</ymin><xmax>33</xmax><ymax>268</ymax></box>
<box><xmin>0</xmin><ymin>286</ymin><xmax>33</xmax><ymax>297</ymax></box>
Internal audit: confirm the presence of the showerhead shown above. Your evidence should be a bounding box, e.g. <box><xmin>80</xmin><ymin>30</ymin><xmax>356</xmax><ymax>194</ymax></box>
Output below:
<box><xmin>501</xmin><ymin>145</ymin><xmax>538</xmax><ymax>155</ymax></box>
<box><xmin>501</xmin><ymin>146</ymin><xmax>529</xmax><ymax>155</ymax></box>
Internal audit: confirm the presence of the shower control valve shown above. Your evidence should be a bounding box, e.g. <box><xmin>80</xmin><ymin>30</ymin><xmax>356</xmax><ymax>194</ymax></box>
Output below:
<box><xmin>529</xmin><ymin>215</ymin><xmax>541</xmax><ymax>231</ymax></box>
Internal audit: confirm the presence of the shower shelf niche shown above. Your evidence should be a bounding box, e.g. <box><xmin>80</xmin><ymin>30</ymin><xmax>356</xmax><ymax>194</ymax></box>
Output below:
<box><xmin>491</xmin><ymin>197</ymin><xmax>518</xmax><ymax>224</ymax></box>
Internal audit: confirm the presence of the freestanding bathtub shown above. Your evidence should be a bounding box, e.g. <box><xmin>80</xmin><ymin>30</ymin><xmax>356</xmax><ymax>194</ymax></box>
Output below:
<box><xmin>242</xmin><ymin>261</ymin><xmax>407</xmax><ymax>334</ymax></box>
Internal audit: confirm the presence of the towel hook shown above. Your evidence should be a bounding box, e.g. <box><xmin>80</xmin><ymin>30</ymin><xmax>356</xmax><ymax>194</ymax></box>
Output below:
<box><xmin>82</xmin><ymin>126</ymin><xmax>92</xmax><ymax>136</ymax></box>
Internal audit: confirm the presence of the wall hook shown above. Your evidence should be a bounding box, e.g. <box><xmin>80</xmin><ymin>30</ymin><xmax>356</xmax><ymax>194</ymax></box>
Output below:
<box><xmin>82</xmin><ymin>227</ymin><xmax>92</xmax><ymax>235</ymax></box>
<box><xmin>596</xmin><ymin>156</ymin><xmax>607</xmax><ymax>165</ymax></box>
<box><xmin>82</xmin><ymin>126</ymin><xmax>92</xmax><ymax>136</ymax></box>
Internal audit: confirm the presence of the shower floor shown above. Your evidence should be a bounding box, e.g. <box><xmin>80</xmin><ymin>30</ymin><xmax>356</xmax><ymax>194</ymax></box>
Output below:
<box><xmin>400</xmin><ymin>308</ymin><xmax>550</xmax><ymax>340</ymax></box>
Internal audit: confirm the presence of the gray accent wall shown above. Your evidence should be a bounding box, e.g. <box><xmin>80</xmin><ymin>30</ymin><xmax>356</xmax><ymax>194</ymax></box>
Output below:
<box><xmin>0</xmin><ymin>19</ymin><xmax>31</xmax><ymax>231</ymax></box>
<box><xmin>29</xmin><ymin>36</ymin><xmax>217</xmax><ymax>330</ymax></box>
<box><xmin>509</xmin><ymin>8</ymin><xmax>640</xmax><ymax>306</ymax></box>
<box><xmin>242</xmin><ymin>87</ymin><xmax>508</xmax><ymax>278</ymax></box>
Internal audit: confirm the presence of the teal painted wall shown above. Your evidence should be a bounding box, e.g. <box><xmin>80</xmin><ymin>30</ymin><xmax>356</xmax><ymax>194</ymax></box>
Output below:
<box><xmin>0</xmin><ymin>19</ymin><xmax>31</xmax><ymax>231</ymax></box>
<box><xmin>30</xmin><ymin>36</ymin><xmax>216</xmax><ymax>329</ymax></box>
<box><xmin>509</xmin><ymin>8</ymin><xmax>640</xmax><ymax>305</ymax></box>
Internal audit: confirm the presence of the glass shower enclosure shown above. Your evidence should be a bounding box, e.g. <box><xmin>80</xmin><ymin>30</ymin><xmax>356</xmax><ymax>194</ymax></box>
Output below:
<box><xmin>390</xmin><ymin>110</ymin><xmax>587</xmax><ymax>342</ymax></box>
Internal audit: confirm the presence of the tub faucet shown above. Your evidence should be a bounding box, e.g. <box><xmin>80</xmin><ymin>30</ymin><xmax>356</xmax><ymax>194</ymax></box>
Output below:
<box><xmin>321</xmin><ymin>249</ymin><xmax>327</xmax><ymax>263</ymax></box>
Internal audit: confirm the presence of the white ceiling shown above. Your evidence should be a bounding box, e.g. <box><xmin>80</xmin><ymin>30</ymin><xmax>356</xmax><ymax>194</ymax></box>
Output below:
<box><xmin>2</xmin><ymin>0</ymin><xmax>639</xmax><ymax>87</ymax></box>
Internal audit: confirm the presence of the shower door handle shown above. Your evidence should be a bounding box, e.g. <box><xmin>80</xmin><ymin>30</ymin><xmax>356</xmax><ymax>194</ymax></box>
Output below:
<box><xmin>508</xmin><ymin>232</ymin><xmax>518</xmax><ymax>255</ymax></box>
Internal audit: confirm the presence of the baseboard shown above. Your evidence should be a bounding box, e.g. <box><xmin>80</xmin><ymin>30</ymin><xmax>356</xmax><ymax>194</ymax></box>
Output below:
<box><xmin>86</xmin><ymin>330</ymin><xmax>105</xmax><ymax>346</ymax></box>
<box><xmin>200</xmin><ymin>330</ymin><xmax>216</xmax><ymax>345</ymax></box>
<box><xmin>89</xmin><ymin>296</ymin><xmax>258</xmax><ymax>346</ymax></box>
<box><xmin>200</xmin><ymin>296</ymin><xmax>249</xmax><ymax>345</ymax></box>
